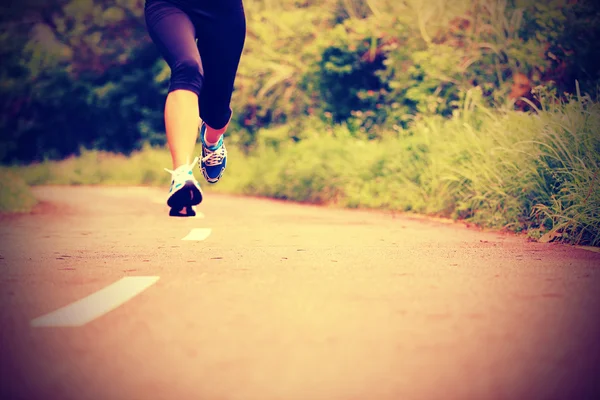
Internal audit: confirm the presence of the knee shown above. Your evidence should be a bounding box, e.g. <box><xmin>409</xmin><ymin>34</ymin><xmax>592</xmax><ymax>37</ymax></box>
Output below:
<box><xmin>170</xmin><ymin>58</ymin><xmax>203</xmax><ymax>94</ymax></box>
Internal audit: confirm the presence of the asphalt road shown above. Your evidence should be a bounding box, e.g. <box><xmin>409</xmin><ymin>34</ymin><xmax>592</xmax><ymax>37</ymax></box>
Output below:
<box><xmin>1</xmin><ymin>186</ymin><xmax>599</xmax><ymax>400</ymax></box>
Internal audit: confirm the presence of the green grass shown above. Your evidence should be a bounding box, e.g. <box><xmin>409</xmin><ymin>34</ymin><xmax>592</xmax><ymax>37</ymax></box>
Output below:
<box><xmin>7</xmin><ymin>146</ymin><xmax>172</xmax><ymax>187</ymax></box>
<box><xmin>3</xmin><ymin>91</ymin><xmax>598</xmax><ymax>246</ymax></box>
<box><xmin>0</xmin><ymin>169</ymin><xmax>38</xmax><ymax>213</ymax></box>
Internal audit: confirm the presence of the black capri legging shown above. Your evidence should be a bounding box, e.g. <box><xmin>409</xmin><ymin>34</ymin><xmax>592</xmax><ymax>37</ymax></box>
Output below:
<box><xmin>144</xmin><ymin>0</ymin><xmax>246</xmax><ymax>130</ymax></box>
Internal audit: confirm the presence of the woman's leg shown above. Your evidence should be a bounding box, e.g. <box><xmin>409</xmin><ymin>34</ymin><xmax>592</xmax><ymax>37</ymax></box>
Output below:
<box><xmin>193</xmin><ymin>2</ymin><xmax>247</xmax><ymax>183</ymax></box>
<box><xmin>145</xmin><ymin>0</ymin><xmax>205</xmax><ymax>211</ymax></box>
<box><xmin>145</xmin><ymin>0</ymin><xmax>203</xmax><ymax>170</ymax></box>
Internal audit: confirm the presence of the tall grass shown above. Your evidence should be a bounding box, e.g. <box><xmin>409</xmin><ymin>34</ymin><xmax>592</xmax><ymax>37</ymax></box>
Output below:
<box><xmin>528</xmin><ymin>87</ymin><xmax>600</xmax><ymax>246</ymax></box>
<box><xmin>223</xmin><ymin>87</ymin><xmax>600</xmax><ymax>245</ymax></box>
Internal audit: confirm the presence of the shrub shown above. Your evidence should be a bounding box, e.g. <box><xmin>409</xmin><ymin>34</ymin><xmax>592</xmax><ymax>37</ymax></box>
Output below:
<box><xmin>0</xmin><ymin>169</ymin><xmax>38</xmax><ymax>213</ymax></box>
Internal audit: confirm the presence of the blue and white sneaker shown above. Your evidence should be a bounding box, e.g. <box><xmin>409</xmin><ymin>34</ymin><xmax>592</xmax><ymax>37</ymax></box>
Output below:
<box><xmin>164</xmin><ymin>157</ymin><xmax>203</xmax><ymax>216</ymax></box>
<box><xmin>199</xmin><ymin>122</ymin><xmax>227</xmax><ymax>184</ymax></box>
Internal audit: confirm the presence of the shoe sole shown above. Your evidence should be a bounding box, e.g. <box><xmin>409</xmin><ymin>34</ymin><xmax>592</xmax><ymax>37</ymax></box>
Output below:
<box><xmin>201</xmin><ymin>169</ymin><xmax>225</xmax><ymax>184</ymax></box>
<box><xmin>167</xmin><ymin>180</ymin><xmax>203</xmax><ymax>210</ymax></box>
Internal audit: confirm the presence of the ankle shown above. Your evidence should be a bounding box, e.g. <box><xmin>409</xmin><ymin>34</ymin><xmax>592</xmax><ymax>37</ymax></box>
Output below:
<box><xmin>172</xmin><ymin>155</ymin><xmax>197</xmax><ymax>171</ymax></box>
<box><xmin>202</xmin><ymin>122</ymin><xmax>228</xmax><ymax>145</ymax></box>
<box><xmin>204</xmin><ymin>133</ymin><xmax>222</xmax><ymax>147</ymax></box>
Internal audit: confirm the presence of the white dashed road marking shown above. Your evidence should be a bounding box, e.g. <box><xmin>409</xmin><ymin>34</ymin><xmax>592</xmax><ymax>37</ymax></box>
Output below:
<box><xmin>31</xmin><ymin>276</ymin><xmax>160</xmax><ymax>328</ymax></box>
<box><xmin>181</xmin><ymin>228</ymin><xmax>212</xmax><ymax>241</ymax></box>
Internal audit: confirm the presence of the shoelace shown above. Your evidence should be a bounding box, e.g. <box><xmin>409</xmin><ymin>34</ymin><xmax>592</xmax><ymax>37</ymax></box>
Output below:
<box><xmin>202</xmin><ymin>144</ymin><xmax>227</xmax><ymax>167</ymax></box>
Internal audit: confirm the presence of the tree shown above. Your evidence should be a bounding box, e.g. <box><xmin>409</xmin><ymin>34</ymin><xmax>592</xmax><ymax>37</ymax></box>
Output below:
<box><xmin>0</xmin><ymin>0</ymin><xmax>166</xmax><ymax>163</ymax></box>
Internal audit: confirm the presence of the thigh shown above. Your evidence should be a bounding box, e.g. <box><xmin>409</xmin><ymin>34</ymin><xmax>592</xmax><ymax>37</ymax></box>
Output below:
<box><xmin>194</xmin><ymin>7</ymin><xmax>246</xmax><ymax>114</ymax></box>
<box><xmin>144</xmin><ymin>0</ymin><xmax>202</xmax><ymax>71</ymax></box>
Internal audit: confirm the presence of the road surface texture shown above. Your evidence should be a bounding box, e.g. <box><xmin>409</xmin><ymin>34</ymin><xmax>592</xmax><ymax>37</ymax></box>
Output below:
<box><xmin>1</xmin><ymin>186</ymin><xmax>599</xmax><ymax>400</ymax></box>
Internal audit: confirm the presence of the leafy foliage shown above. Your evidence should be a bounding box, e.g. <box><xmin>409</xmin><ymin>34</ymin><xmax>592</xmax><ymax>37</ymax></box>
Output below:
<box><xmin>1</xmin><ymin>0</ymin><xmax>599</xmax><ymax>245</ymax></box>
<box><xmin>2</xmin><ymin>0</ymin><xmax>599</xmax><ymax>162</ymax></box>
<box><xmin>0</xmin><ymin>0</ymin><xmax>165</xmax><ymax>163</ymax></box>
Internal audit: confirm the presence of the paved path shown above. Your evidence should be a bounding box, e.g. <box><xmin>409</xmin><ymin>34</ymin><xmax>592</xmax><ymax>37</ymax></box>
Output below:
<box><xmin>1</xmin><ymin>186</ymin><xmax>599</xmax><ymax>400</ymax></box>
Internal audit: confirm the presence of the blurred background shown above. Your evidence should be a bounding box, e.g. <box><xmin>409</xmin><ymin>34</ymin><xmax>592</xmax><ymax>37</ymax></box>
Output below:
<box><xmin>0</xmin><ymin>0</ymin><xmax>599</xmax><ymax>245</ymax></box>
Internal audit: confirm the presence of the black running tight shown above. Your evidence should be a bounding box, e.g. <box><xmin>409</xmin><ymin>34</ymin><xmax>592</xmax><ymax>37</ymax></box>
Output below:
<box><xmin>144</xmin><ymin>0</ymin><xmax>246</xmax><ymax>130</ymax></box>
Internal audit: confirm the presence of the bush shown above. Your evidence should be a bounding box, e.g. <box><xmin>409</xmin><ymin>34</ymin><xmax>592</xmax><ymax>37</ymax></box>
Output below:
<box><xmin>0</xmin><ymin>169</ymin><xmax>38</xmax><ymax>213</ymax></box>
<box><xmin>230</xmin><ymin>5</ymin><xmax>326</xmax><ymax>133</ymax></box>
<box><xmin>237</xmin><ymin>87</ymin><xmax>600</xmax><ymax>246</ymax></box>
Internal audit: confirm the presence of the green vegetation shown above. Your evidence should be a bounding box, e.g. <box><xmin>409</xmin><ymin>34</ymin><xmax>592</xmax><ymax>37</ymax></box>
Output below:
<box><xmin>0</xmin><ymin>170</ymin><xmax>38</xmax><ymax>213</ymax></box>
<box><xmin>5</xmin><ymin>87</ymin><xmax>598</xmax><ymax>245</ymax></box>
<box><xmin>1</xmin><ymin>0</ymin><xmax>599</xmax><ymax>245</ymax></box>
